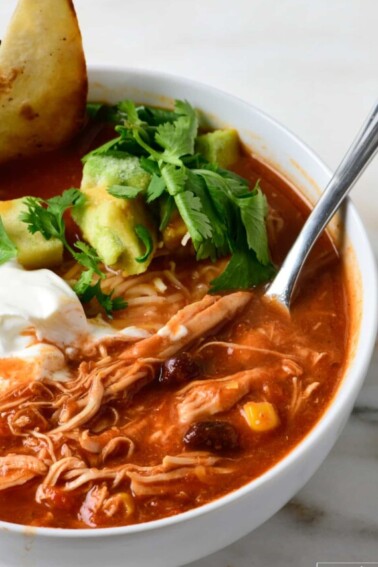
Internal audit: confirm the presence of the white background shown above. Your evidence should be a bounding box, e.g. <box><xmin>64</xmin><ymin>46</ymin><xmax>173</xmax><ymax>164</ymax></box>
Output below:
<box><xmin>0</xmin><ymin>1</ymin><xmax>377</xmax><ymax>565</ymax></box>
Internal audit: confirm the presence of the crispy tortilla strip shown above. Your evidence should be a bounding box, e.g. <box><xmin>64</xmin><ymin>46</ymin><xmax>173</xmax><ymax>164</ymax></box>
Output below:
<box><xmin>0</xmin><ymin>0</ymin><xmax>87</xmax><ymax>163</ymax></box>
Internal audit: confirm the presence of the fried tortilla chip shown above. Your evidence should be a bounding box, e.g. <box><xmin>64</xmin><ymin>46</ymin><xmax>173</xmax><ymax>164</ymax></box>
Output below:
<box><xmin>0</xmin><ymin>0</ymin><xmax>87</xmax><ymax>164</ymax></box>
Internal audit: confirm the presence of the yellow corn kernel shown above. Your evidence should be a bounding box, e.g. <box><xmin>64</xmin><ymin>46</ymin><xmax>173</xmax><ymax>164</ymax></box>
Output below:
<box><xmin>243</xmin><ymin>402</ymin><xmax>280</xmax><ymax>432</ymax></box>
<box><xmin>118</xmin><ymin>492</ymin><xmax>135</xmax><ymax>517</ymax></box>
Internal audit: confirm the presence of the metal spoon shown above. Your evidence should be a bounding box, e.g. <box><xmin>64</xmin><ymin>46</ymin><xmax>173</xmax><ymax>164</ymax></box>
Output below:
<box><xmin>265</xmin><ymin>101</ymin><xmax>378</xmax><ymax>310</ymax></box>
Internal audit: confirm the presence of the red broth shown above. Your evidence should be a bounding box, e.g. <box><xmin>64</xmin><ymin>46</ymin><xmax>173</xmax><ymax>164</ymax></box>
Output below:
<box><xmin>0</xmin><ymin>139</ymin><xmax>349</xmax><ymax>528</ymax></box>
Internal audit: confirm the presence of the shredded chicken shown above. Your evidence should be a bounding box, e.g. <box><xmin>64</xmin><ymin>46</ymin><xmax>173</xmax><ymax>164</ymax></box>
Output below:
<box><xmin>78</xmin><ymin>484</ymin><xmax>109</xmax><ymax>527</ymax></box>
<box><xmin>0</xmin><ymin>269</ymin><xmax>336</xmax><ymax>520</ymax></box>
<box><xmin>35</xmin><ymin>457</ymin><xmax>86</xmax><ymax>503</ymax></box>
<box><xmin>176</xmin><ymin>368</ymin><xmax>268</xmax><ymax>424</ymax></box>
<box><xmin>101</xmin><ymin>436</ymin><xmax>135</xmax><ymax>462</ymax></box>
<box><xmin>127</xmin><ymin>453</ymin><xmax>231</xmax><ymax>496</ymax></box>
<box><xmin>43</xmin><ymin>292</ymin><xmax>252</xmax><ymax>433</ymax></box>
<box><xmin>34</xmin><ymin>451</ymin><xmax>231</xmax><ymax>498</ymax></box>
<box><xmin>288</xmin><ymin>376</ymin><xmax>320</xmax><ymax>418</ymax></box>
<box><xmin>75</xmin><ymin>428</ymin><xmax>135</xmax><ymax>460</ymax></box>
<box><xmin>52</xmin><ymin>374</ymin><xmax>104</xmax><ymax>433</ymax></box>
<box><xmin>120</xmin><ymin>292</ymin><xmax>251</xmax><ymax>362</ymax></box>
<box><xmin>0</xmin><ymin>454</ymin><xmax>48</xmax><ymax>490</ymax></box>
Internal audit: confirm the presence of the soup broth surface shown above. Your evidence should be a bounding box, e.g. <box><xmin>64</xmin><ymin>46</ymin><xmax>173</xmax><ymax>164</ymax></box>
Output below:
<box><xmin>0</xmin><ymin>132</ymin><xmax>348</xmax><ymax>528</ymax></box>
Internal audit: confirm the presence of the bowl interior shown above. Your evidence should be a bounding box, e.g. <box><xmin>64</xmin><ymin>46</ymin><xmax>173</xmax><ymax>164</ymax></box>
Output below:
<box><xmin>0</xmin><ymin>66</ymin><xmax>376</xmax><ymax>540</ymax></box>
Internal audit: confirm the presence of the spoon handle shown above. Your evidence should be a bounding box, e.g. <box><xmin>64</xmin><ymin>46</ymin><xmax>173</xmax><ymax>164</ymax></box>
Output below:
<box><xmin>265</xmin><ymin>101</ymin><xmax>378</xmax><ymax>309</ymax></box>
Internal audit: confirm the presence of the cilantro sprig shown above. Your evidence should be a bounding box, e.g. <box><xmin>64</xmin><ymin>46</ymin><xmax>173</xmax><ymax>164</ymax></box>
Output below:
<box><xmin>21</xmin><ymin>190</ymin><xmax>127</xmax><ymax>316</ymax></box>
<box><xmin>88</xmin><ymin>98</ymin><xmax>275</xmax><ymax>291</ymax></box>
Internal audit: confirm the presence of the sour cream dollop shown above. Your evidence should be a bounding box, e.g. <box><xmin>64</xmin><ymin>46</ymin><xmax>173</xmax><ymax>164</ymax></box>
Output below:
<box><xmin>0</xmin><ymin>262</ymin><xmax>150</xmax><ymax>383</ymax></box>
<box><xmin>0</xmin><ymin>261</ymin><xmax>88</xmax><ymax>356</ymax></box>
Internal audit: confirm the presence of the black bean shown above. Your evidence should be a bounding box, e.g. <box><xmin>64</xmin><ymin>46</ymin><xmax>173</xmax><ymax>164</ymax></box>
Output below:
<box><xmin>183</xmin><ymin>421</ymin><xmax>240</xmax><ymax>452</ymax></box>
<box><xmin>158</xmin><ymin>352</ymin><xmax>200</xmax><ymax>386</ymax></box>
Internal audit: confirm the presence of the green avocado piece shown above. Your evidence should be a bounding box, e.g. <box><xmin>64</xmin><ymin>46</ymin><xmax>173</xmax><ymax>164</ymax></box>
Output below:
<box><xmin>196</xmin><ymin>129</ymin><xmax>240</xmax><ymax>168</ymax></box>
<box><xmin>0</xmin><ymin>199</ymin><xmax>63</xmax><ymax>269</ymax></box>
<box><xmin>73</xmin><ymin>155</ymin><xmax>157</xmax><ymax>275</ymax></box>
<box><xmin>81</xmin><ymin>154</ymin><xmax>151</xmax><ymax>191</ymax></box>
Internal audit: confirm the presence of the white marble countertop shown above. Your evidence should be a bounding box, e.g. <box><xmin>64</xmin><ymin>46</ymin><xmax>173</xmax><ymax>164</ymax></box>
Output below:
<box><xmin>0</xmin><ymin>1</ymin><xmax>377</xmax><ymax>565</ymax></box>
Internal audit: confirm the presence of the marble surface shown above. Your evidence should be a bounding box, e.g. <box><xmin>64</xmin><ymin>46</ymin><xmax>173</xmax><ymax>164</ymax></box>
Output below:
<box><xmin>0</xmin><ymin>0</ymin><xmax>377</xmax><ymax>565</ymax></box>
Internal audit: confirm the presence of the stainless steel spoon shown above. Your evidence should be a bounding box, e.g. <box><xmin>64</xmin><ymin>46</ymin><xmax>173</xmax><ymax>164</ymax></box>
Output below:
<box><xmin>265</xmin><ymin>101</ymin><xmax>378</xmax><ymax>310</ymax></box>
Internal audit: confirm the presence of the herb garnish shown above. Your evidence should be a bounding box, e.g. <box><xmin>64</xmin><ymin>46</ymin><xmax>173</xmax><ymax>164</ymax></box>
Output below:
<box><xmin>21</xmin><ymin>190</ymin><xmax>127</xmax><ymax>316</ymax></box>
<box><xmin>134</xmin><ymin>225</ymin><xmax>154</xmax><ymax>263</ymax></box>
<box><xmin>88</xmin><ymin>99</ymin><xmax>275</xmax><ymax>290</ymax></box>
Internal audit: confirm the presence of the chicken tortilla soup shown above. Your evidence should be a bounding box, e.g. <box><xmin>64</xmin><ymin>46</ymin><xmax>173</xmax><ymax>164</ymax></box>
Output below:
<box><xmin>0</xmin><ymin>100</ymin><xmax>349</xmax><ymax>528</ymax></box>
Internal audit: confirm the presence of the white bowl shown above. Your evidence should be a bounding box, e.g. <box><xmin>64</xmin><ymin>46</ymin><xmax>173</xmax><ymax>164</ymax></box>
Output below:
<box><xmin>0</xmin><ymin>66</ymin><xmax>376</xmax><ymax>567</ymax></box>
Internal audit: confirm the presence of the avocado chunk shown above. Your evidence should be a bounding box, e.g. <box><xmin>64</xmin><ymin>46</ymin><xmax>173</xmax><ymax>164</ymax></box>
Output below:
<box><xmin>81</xmin><ymin>154</ymin><xmax>150</xmax><ymax>191</ymax></box>
<box><xmin>73</xmin><ymin>155</ymin><xmax>157</xmax><ymax>275</ymax></box>
<box><xmin>0</xmin><ymin>199</ymin><xmax>63</xmax><ymax>269</ymax></box>
<box><xmin>196</xmin><ymin>129</ymin><xmax>240</xmax><ymax>168</ymax></box>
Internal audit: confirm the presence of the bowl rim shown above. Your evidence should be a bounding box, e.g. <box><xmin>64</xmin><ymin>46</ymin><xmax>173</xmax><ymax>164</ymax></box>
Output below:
<box><xmin>1</xmin><ymin>64</ymin><xmax>377</xmax><ymax>539</ymax></box>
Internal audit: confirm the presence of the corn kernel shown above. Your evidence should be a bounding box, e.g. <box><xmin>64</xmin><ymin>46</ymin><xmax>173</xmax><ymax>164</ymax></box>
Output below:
<box><xmin>118</xmin><ymin>492</ymin><xmax>135</xmax><ymax>516</ymax></box>
<box><xmin>243</xmin><ymin>402</ymin><xmax>280</xmax><ymax>432</ymax></box>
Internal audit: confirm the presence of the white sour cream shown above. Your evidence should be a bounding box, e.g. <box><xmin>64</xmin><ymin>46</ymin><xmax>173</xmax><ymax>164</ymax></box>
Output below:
<box><xmin>0</xmin><ymin>262</ymin><xmax>150</xmax><ymax>385</ymax></box>
<box><xmin>0</xmin><ymin>261</ymin><xmax>88</xmax><ymax>356</ymax></box>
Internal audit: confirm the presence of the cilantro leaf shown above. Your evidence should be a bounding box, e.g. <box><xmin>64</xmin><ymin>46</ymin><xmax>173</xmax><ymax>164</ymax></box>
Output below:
<box><xmin>82</xmin><ymin>138</ymin><xmax>124</xmax><ymax>163</ymax></box>
<box><xmin>182</xmin><ymin>153</ymin><xmax>208</xmax><ymax>169</ymax></box>
<box><xmin>154</xmin><ymin>100</ymin><xmax>198</xmax><ymax>165</ymax></box>
<box><xmin>71</xmin><ymin>244</ymin><xmax>128</xmax><ymax>316</ymax></box>
<box><xmin>140</xmin><ymin>157</ymin><xmax>160</xmax><ymax>175</ymax></box>
<box><xmin>21</xmin><ymin>189</ymin><xmax>84</xmax><ymax>242</ymax></box>
<box><xmin>235</xmin><ymin>184</ymin><xmax>270</xmax><ymax>264</ymax></box>
<box><xmin>137</xmin><ymin>106</ymin><xmax>179</xmax><ymax>126</ymax></box>
<box><xmin>159</xmin><ymin>195</ymin><xmax>175</xmax><ymax>231</ymax></box>
<box><xmin>185</xmin><ymin>170</ymin><xmax>228</xmax><ymax>259</ymax></box>
<box><xmin>73</xmin><ymin>269</ymin><xmax>94</xmax><ymax>295</ymax></box>
<box><xmin>21</xmin><ymin>197</ymin><xmax>59</xmax><ymax>240</ymax></box>
<box><xmin>193</xmin><ymin>168</ymin><xmax>238</xmax><ymax>232</ymax></box>
<box><xmin>161</xmin><ymin>164</ymin><xmax>187</xmax><ymax>196</ymax></box>
<box><xmin>146</xmin><ymin>174</ymin><xmax>166</xmax><ymax>203</ymax></box>
<box><xmin>75</xmin><ymin>277</ymin><xmax>127</xmax><ymax>318</ymax></box>
<box><xmin>209</xmin><ymin>165</ymin><xmax>249</xmax><ymax>196</ymax></box>
<box><xmin>0</xmin><ymin>217</ymin><xmax>18</xmax><ymax>265</ymax></box>
<box><xmin>47</xmin><ymin>188</ymin><xmax>85</xmax><ymax>217</ymax></box>
<box><xmin>110</xmin><ymin>295</ymin><xmax>129</xmax><ymax>312</ymax></box>
<box><xmin>21</xmin><ymin>190</ymin><xmax>126</xmax><ymax>316</ymax></box>
<box><xmin>86</xmin><ymin>102</ymin><xmax>122</xmax><ymax>123</ymax></box>
<box><xmin>118</xmin><ymin>100</ymin><xmax>145</xmax><ymax>128</ymax></box>
<box><xmin>108</xmin><ymin>185</ymin><xmax>145</xmax><ymax>199</ymax></box>
<box><xmin>195</xmin><ymin>169</ymin><xmax>271</xmax><ymax>265</ymax></box>
<box><xmin>210</xmin><ymin>246</ymin><xmax>276</xmax><ymax>293</ymax></box>
<box><xmin>134</xmin><ymin>224</ymin><xmax>154</xmax><ymax>263</ymax></box>
<box><xmin>73</xmin><ymin>241</ymin><xmax>104</xmax><ymax>276</ymax></box>
<box><xmin>174</xmin><ymin>190</ymin><xmax>212</xmax><ymax>245</ymax></box>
